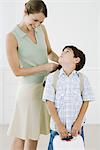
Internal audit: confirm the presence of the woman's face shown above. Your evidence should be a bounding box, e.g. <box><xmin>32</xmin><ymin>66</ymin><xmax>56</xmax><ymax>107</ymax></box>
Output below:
<box><xmin>24</xmin><ymin>12</ymin><xmax>45</xmax><ymax>30</ymax></box>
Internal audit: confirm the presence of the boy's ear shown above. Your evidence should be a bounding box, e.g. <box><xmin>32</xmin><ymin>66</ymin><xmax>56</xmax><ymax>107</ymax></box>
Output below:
<box><xmin>75</xmin><ymin>57</ymin><xmax>80</xmax><ymax>64</ymax></box>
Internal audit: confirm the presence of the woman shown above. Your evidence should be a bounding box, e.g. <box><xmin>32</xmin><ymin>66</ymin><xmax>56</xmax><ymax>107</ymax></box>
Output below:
<box><xmin>6</xmin><ymin>0</ymin><xmax>59</xmax><ymax>150</ymax></box>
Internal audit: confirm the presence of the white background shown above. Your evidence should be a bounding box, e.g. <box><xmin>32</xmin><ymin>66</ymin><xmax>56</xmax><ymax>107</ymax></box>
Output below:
<box><xmin>0</xmin><ymin>0</ymin><xmax>100</xmax><ymax>125</ymax></box>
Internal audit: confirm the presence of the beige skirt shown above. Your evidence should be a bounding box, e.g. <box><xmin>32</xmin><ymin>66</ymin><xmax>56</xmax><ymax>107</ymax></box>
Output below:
<box><xmin>7</xmin><ymin>82</ymin><xmax>50</xmax><ymax>140</ymax></box>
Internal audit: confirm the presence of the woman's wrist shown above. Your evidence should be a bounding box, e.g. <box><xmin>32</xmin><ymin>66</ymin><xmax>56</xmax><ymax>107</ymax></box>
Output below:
<box><xmin>35</xmin><ymin>64</ymin><xmax>47</xmax><ymax>72</ymax></box>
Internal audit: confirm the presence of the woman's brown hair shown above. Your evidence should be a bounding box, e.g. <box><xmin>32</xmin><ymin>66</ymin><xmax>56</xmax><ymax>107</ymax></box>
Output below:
<box><xmin>25</xmin><ymin>0</ymin><xmax>47</xmax><ymax>17</ymax></box>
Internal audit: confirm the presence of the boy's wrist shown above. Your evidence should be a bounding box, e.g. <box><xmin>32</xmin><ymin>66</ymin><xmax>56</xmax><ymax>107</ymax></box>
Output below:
<box><xmin>56</xmin><ymin>120</ymin><xmax>62</xmax><ymax>127</ymax></box>
<box><xmin>74</xmin><ymin>118</ymin><xmax>82</xmax><ymax>127</ymax></box>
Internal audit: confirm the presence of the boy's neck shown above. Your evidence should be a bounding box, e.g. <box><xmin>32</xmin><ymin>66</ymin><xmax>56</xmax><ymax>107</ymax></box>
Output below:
<box><xmin>62</xmin><ymin>66</ymin><xmax>75</xmax><ymax>76</ymax></box>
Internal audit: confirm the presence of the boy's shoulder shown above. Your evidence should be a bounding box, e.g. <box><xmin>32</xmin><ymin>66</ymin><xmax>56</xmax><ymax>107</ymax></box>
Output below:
<box><xmin>43</xmin><ymin>70</ymin><xmax>60</xmax><ymax>87</ymax></box>
<box><xmin>47</xmin><ymin>70</ymin><xmax>87</xmax><ymax>81</ymax></box>
<box><xmin>77</xmin><ymin>72</ymin><xmax>88</xmax><ymax>80</ymax></box>
<box><xmin>47</xmin><ymin>69</ymin><xmax>60</xmax><ymax>79</ymax></box>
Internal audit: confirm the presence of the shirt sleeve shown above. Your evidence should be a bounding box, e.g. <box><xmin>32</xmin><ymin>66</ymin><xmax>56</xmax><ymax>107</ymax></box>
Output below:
<box><xmin>82</xmin><ymin>75</ymin><xmax>95</xmax><ymax>102</ymax></box>
<box><xmin>42</xmin><ymin>73</ymin><xmax>55</xmax><ymax>102</ymax></box>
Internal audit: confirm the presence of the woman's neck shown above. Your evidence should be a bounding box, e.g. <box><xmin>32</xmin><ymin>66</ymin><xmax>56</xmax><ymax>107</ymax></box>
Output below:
<box><xmin>18</xmin><ymin>22</ymin><xmax>30</xmax><ymax>33</ymax></box>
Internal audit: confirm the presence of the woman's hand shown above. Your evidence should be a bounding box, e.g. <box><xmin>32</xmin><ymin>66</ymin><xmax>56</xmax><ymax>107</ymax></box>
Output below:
<box><xmin>45</xmin><ymin>63</ymin><xmax>59</xmax><ymax>73</ymax></box>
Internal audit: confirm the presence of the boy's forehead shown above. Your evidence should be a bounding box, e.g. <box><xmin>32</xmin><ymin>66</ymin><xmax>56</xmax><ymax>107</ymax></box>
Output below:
<box><xmin>63</xmin><ymin>48</ymin><xmax>72</xmax><ymax>52</ymax></box>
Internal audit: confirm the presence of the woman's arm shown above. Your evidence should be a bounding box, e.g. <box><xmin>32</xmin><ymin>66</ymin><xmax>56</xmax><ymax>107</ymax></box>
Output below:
<box><xmin>41</xmin><ymin>24</ymin><xmax>59</xmax><ymax>63</ymax></box>
<box><xmin>6</xmin><ymin>33</ymin><xmax>58</xmax><ymax>76</ymax></box>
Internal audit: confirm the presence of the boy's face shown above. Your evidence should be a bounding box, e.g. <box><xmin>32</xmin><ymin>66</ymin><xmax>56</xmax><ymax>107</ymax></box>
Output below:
<box><xmin>58</xmin><ymin>48</ymin><xmax>80</xmax><ymax>68</ymax></box>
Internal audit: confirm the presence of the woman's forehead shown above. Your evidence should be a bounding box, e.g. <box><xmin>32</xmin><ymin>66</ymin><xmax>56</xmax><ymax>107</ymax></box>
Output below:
<box><xmin>30</xmin><ymin>13</ymin><xmax>45</xmax><ymax>19</ymax></box>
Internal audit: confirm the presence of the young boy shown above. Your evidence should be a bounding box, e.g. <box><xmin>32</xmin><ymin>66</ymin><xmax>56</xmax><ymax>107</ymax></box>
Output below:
<box><xmin>43</xmin><ymin>45</ymin><xmax>94</xmax><ymax>150</ymax></box>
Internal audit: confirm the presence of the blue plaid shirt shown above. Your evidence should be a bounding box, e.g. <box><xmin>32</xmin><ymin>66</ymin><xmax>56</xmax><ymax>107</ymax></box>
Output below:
<box><xmin>43</xmin><ymin>69</ymin><xmax>94</xmax><ymax>132</ymax></box>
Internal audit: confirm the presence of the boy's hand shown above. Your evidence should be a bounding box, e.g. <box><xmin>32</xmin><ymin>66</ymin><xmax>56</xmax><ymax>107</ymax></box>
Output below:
<box><xmin>71</xmin><ymin>120</ymin><xmax>81</xmax><ymax>137</ymax></box>
<box><xmin>57</xmin><ymin>122</ymin><xmax>68</xmax><ymax>139</ymax></box>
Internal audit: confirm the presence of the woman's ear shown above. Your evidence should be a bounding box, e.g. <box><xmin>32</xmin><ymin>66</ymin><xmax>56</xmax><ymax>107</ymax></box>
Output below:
<box><xmin>75</xmin><ymin>57</ymin><xmax>80</xmax><ymax>64</ymax></box>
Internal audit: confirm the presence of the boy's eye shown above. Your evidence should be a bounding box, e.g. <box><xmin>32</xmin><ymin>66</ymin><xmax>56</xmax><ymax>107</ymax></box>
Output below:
<box><xmin>65</xmin><ymin>50</ymin><xmax>70</xmax><ymax>53</ymax></box>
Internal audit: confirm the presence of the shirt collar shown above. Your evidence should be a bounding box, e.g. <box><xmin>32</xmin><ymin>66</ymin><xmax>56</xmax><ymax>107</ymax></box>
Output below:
<box><xmin>59</xmin><ymin>68</ymin><xmax>77</xmax><ymax>78</ymax></box>
<box><xmin>16</xmin><ymin>25</ymin><xmax>27</xmax><ymax>38</ymax></box>
<box><xmin>16</xmin><ymin>25</ymin><xmax>38</xmax><ymax>38</ymax></box>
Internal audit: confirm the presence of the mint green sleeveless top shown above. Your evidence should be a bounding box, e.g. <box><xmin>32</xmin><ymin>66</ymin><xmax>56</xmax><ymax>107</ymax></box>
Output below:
<box><xmin>12</xmin><ymin>25</ymin><xmax>48</xmax><ymax>84</ymax></box>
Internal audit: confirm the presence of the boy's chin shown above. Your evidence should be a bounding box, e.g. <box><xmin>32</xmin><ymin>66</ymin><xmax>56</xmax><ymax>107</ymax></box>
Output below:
<box><xmin>58</xmin><ymin>59</ymin><xmax>61</xmax><ymax>64</ymax></box>
<box><xmin>58</xmin><ymin>60</ymin><xmax>63</xmax><ymax>67</ymax></box>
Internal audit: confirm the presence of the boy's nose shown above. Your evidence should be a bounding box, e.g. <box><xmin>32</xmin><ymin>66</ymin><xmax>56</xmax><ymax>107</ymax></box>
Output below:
<box><xmin>60</xmin><ymin>53</ymin><xmax>63</xmax><ymax>58</ymax></box>
<box><xmin>61</xmin><ymin>52</ymin><xmax>64</xmax><ymax>56</ymax></box>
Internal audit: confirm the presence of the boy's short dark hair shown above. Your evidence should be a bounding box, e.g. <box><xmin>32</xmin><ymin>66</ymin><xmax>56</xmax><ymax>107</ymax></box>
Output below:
<box><xmin>63</xmin><ymin>45</ymin><xmax>86</xmax><ymax>71</ymax></box>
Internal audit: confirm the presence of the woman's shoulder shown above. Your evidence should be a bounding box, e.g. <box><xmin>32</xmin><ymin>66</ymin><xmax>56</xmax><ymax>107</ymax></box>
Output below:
<box><xmin>40</xmin><ymin>24</ymin><xmax>47</xmax><ymax>34</ymax></box>
<box><xmin>6</xmin><ymin>32</ymin><xmax>17</xmax><ymax>42</ymax></box>
<box><xmin>7</xmin><ymin>26</ymin><xmax>24</xmax><ymax>46</ymax></box>
<box><xmin>6</xmin><ymin>30</ymin><xmax>18</xmax><ymax>47</ymax></box>
<box><xmin>7</xmin><ymin>26</ymin><xmax>18</xmax><ymax>39</ymax></box>
<box><xmin>41</xmin><ymin>24</ymin><xmax>46</xmax><ymax>30</ymax></box>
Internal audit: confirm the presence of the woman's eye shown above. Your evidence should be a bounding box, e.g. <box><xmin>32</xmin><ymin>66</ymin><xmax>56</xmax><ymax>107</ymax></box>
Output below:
<box><xmin>33</xmin><ymin>19</ymin><xmax>38</xmax><ymax>22</ymax></box>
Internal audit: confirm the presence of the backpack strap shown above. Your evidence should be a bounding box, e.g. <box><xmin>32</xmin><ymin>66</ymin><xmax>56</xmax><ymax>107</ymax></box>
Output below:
<box><xmin>52</xmin><ymin>69</ymin><xmax>60</xmax><ymax>93</ymax></box>
<box><xmin>43</xmin><ymin>69</ymin><xmax>60</xmax><ymax>88</ymax></box>
<box><xmin>52</xmin><ymin>70</ymin><xmax>84</xmax><ymax>96</ymax></box>
<box><xmin>43</xmin><ymin>70</ymin><xmax>84</xmax><ymax>96</ymax></box>
<box><xmin>77</xmin><ymin>72</ymin><xmax>84</xmax><ymax>96</ymax></box>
